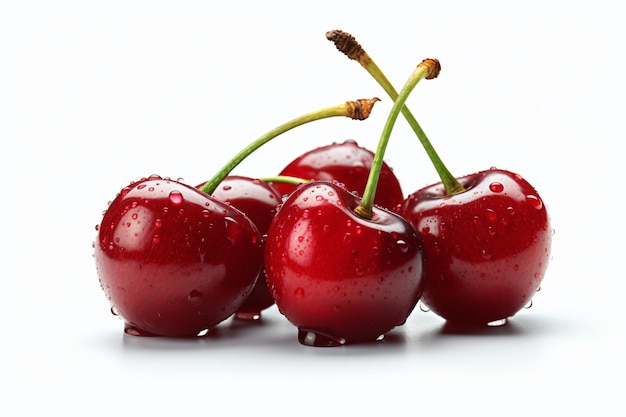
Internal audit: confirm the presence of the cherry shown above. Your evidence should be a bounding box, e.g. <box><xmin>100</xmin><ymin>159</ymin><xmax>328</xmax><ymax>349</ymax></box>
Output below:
<box><xmin>270</xmin><ymin>139</ymin><xmax>404</xmax><ymax>210</ymax></box>
<box><xmin>94</xmin><ymin>97</ymin><xmax>380</xmax><ymax>337</ymax></box>
<box><xmin>400</xmin><ymin>169</ymin><xmax>551</xmax><ymax>325</ymax></box>
<box><xmin>94</xmin><ymin>175</ymin><xmax>263</xmax><ymax>337</ymax></box>
<box><xmin>328</xmin><ymin>30</ymin><xmax>552</xmax><ymax>326</ymax></box>
<box><xmin>201</xmin><ymin>175</ymin><xmax>283</xmax><ymax>320</ymax></box>
<box><xmin>264</xmin><ymin>59</ymin><xmax>441</xmax><ymax>346</ymax></box>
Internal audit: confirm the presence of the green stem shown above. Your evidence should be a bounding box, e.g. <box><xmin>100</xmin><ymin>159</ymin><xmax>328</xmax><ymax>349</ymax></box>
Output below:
<box><xmin>355</xmin><ymin>59</ymin><xmax>441</xmax><ymax>219</ymax></box>
<box><xmin>327</xmin><ymin>30</ymin><xmax>464</xmax><ymax>195</ymax></box>
<box><xmin>260</xmin><ymin>176</ymin><xmax>309</xmax><ymax>186</ymax></box>
<box><xmin>199</xmin><ymin>98</ymin><xmax>379</xmax><ymax>195</ymax></box>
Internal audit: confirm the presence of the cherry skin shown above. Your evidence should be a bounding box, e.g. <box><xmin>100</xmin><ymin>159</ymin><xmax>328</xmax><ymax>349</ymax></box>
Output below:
<box><xmin>271</xmin><ymin>140</ymin><xmax>404</xmax><ymax>210</ymax></box>
<box><xmin>397</xmin><ymin>168</ymin><xmax>551</xmax><ymax>326</ymax></box>
<box><xmin>202</xmin><ymin>175</ymin><xmax>283</xmax><ymax>320</ymax></box>
<box><xmin>94</xmin><ymin>175</ymin><xmax>263</xmax><ymax>337</ymax></box>
<box><xmin>264</xmin><ymin>180</ymin><xmax>424</xmax><ymax>346</ymax></box>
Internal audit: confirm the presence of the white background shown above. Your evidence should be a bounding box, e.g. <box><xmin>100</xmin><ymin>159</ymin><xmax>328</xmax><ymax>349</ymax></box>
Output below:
<box><xmin>2</xmin><ymin>1</ymin><xmax>623</xmax><ymax>415</ymax></box>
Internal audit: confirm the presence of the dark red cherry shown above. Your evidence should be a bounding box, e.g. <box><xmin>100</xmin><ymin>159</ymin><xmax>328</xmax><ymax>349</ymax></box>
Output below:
<box><xmin>398</xmin><ymin>168</ymin><xmax>551</xmax><ymax>326</ymax></box>
<box><xmin>271</xmin><ymin>140</ymin><xmax>404</xmax><ymax>210</ymax></box>
<box><xmin>203</xmin><ymin>175</ymin><xmax>283</xmax><ymax>320</ymax></box>
<box><xmin>94</xmin><ymin>176</ymin><xmax>263</xmax><ymax>337</ymax></box>
<box><xmin>264</xmin><ymin>180</ymin><xmax>424</xmax><ymax>346</ymax></box>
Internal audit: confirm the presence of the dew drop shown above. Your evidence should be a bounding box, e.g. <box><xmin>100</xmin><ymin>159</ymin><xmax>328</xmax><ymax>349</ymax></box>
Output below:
<box><xmin>137</xmin><ymin>184</ymin><xmax>146</xmax><ymax>190</ymax></box>
<box><xmin>110</xmin><ymin>306</ymin><xmax>119</xmax><ymax>316</ymax></box>
<box><xmin>524</xmin><ymin>300</ymin><xmax>533</xmax><ymax>309</ymax></box>
<box><xmin>298</xmin><ymin>328</ymin><xmax>346</xmax><ymax>347</ymax></box>
<box><xmin>489</xmin><ymin>182</ymin><xmax>504</xmax><ymax>193</ymax></box>
<box><xmin>222</xmin><ymin>185</ymin><xmax>232</xmax><ymax>191</ymax></box>
<box><xmin>169</xmin><ymin>190</ymin><xmax>184</xmax><ymax>205</ymax></box>
<box><xmin>294</xmin><ymin>287</ymin><xmax>305</xmax><ymax>299</ymax></box>
<box><xmin>526</xmin><ymin>195</ymin><xmax>543</xmax><ymax>210</ymax></box>
<box><xmin>197</xmin><ymin>328</ymin><xmax>210</xmax><ymax>337</ymax></box>
<box><xmin>120</xmin><ymin>187</ymin><xmax>131</xmax><ymax>196</ymax></box>
<box><xmin>419</xmin><ymin>301</ymin><xmax>430</xmax><ymax>312</ymax></box>
<box><xmin>396</xmin><ymin>240</ymin><xmax>409</xmax><ymax>253</ymax></box>
<box><xmin>224</xmin><ymin>217</ymin><xmax>241</xmax><ymax>245</ymax></box>
<box><xmin>187</xmin><ymin>290</ymin><xmax>203</xmax><ymax>306</ymax></box>
<box><xmin>487</xmin><ymin>318</ymin><xmax>507</xmax><ymax>327</ymax></box>
<box><xmin>152</xmin><ymin>235</ymin><xmax>160</xmax><ymax>244</ymax></box>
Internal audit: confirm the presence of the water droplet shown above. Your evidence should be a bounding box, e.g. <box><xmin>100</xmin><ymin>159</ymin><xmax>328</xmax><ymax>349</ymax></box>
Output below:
<box><xmin>343</xmin><ymin>233</ymin><xmax>352</xmax><ymax>243</ymax></box>
<box><xmin>481</xmin><ymin>249</ymin><xmax>492</xmax><ymax>260</ymax></box>
<box><xmin>526</xmin><ymin>195</ymin><xmax>543</xmax><ymax>210</ymax></box>
<box><xmin>294</xmin><ymin>287</ymin><xmax>305</xmax><ymax>299</ymax></box>
<box><xmin>137</xmin><ymin>184</ymin><xmax>146</xmax><ymax>190</ymax></box>
<box><xmin>298</xmin><ymin>328</ymin><xmax>346</xmax><ymax>347</ymax></box>
<box><xmin>302</xmin><ymin>210</ymin><xmax>310</xmax><ymax>219</ymax></box>
<box><xmin>169</xmin><ymin>190</ymin><xmax>184</xmax><ymax>205</ymax></box>
<box><xmin>224</xmin><ymin>217</ymin><xmax>241</xmax><ymax>245</ymax></box>
<box><xmin>235</xmin><ymin>311</ymin><xmax>261</xmax><ymax>320</ymax></box>
<box><xmin>487</xmin><ymin>318</ymin><xmax>507</xmax><ymax>327</ymax></box>
<box><xmin>187</xmin><ymin>290</ymin><xmax>203</xmax><ymax>306</ymax></box>
<box><xmin>396</xmin><ymin>240</ymin><xmax>408</xmax><ymax>253</ymax></box>
<box><xmin>110</xmin><ymin>306</ymin><xmax>119</xmax><ymax>316</ymax></box>
<box><xmin>524</xmin><ymin>300</ymin><xmax>533</xmax><ymax>309</ymax></box>
<box><xmin>197</xmin><ymin>328</ymin><xmax>210</xmax><ymax>337</ymax></box>
<box><xmin>485</xmin><ymin>209</ymin><xmax>497</xmax><ymax>222</ymax></box>
<box><xmin>152</xmin><ymin>235</ymin><xmax>160</xmax><ymax>244</ymax></box>
<box><xmin>489</xmin><ymin>182</ymin><xmax>504</xmax><ymax>193</ymax></box>
<box><xmin>222</xmin><ymin>185</ymin><xmax>232</xmax><ymax>191</ymax></box>
<box><xmin>419</xmin><ymin>301</ymin><xmax>430</xmax><ymax>312</ymax></box>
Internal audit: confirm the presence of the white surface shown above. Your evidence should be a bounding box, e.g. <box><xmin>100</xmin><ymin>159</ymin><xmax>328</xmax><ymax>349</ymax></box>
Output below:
<box><xmin>2</xmin><ymin>1</ymin><xmax>623</xmax><ymax>415</ymax></box>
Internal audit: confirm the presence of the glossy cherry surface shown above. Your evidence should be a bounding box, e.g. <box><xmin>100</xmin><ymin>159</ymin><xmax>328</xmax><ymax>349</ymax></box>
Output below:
<box><xmin>398</xmin><ymin>168</ymin><xmax>551</xmax><ymax>325</ymax></box>
<box><xmin>206</xmin><ymin>175</ymin><xmax>282</xmax><ymax>320</ymax></box>
<box><xmin>94</xmin><ymin>175</ymin><xmax>263</xmax><ymax>337</ymax></box>
<box><xmin>271</xmin><ymin>140</ymin><xmax>404</xmax><ymax>210</ymax></box>
<box><xmin>264</xmin><ymin>180</ymin><xmax>424</xmax><ymax>346</ymax></box>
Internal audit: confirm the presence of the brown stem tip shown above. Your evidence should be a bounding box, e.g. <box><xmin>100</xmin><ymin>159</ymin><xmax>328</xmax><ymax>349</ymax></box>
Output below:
<box><xmin>347</xmin><ymin>97</ymin><xmax>381</xmax><ymax>120</ymax></box>
<box><xmin>326</xmin><ymin>30</ymin><xmax>367</xmax><ymax>64</ymax></box>
<box><xmin>420</xmin><ymin>58</ymin><xmax>442</xmax><ymax>79</ymax></box>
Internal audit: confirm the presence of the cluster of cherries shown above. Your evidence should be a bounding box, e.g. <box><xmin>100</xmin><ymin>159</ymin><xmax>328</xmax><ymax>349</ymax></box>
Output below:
<box><xmin>94</xmin><ymin>31</ymin><xmax>552</xmax><ymax>346</ymax></box>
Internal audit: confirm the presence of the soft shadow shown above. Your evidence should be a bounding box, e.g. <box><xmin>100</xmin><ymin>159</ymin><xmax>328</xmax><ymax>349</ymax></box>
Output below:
<box><xmin>438</xmin><ymin>319</ymin><xmax>527</xmax><ymax>337</ymax></box>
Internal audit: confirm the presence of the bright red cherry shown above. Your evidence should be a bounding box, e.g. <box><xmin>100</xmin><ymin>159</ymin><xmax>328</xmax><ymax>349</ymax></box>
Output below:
<box><xmin>204</xmin><ymin>175</ymin><xmax>283</xmax><ymax>320</ymax></box>
<box><xmin>399</xmin><ymin>168</ymin><xmax>551</xmax><ymax>325</ymax></box>
<box><xmin>94</xmin><ymin>176</ymin><xmax>263</xmax><ymax>337</ymax></box>
<box><xmin>270</xmin><ymin>140</ymin><xmax>404</xmax><ymax>210</ymax></box>
<box><xmin>264</xmin><ymin>180</ymin><xmax>423</xmax><ymax>346</ymax></box>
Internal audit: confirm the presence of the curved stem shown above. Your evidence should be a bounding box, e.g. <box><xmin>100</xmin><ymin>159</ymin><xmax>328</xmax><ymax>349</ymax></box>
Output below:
<box><xmin>260</xmin><ymin>176</ymin><xmax>309</xmax><ymax>186</ymax></box>
<box><xmin>355</xmin><ymin>59</ymin><xmax>441</xmax><ymax>219</ymax></box>
<box><xmin>327</xmin><ymin>30</ymin><xmax>464</xmax><ymax>195</ymax></box>
<box><xmin>199</xmin><ymin>98</ymin><xmax>380</xmax><ymax>195</ymax></box>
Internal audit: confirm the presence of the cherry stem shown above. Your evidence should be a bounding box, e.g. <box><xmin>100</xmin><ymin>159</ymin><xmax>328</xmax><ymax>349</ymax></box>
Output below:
<box><xmin>260</xmin><ymin>176</ymin><xmax>310</xmax><ymax>186</ymax></box>
<box><xmin>326</xmin><ymin>30</ymin><xmax>465</xmax><ymax>196</ymax></box>
<box><xmin>199</xmin><ymin>98</ymin><xmax>380</xmax><ymax>195</ymax></box>
<box><xmin>355</xmin><ymin>59</ymin><xmax>441</xmax><ymax>219</ymax></box>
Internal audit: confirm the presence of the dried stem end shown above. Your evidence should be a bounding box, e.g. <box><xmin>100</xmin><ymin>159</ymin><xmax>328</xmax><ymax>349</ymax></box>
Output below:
<box><xmin>326</xmin><ymin>30</ymin><xmax>368</xmax><ymax>65</ymax></box>
<box><xmin>346</xmin><ymin>97</ymin><xmax>381</xmax><ymax>120</ymax></box>
<box><xmin>420</xmin><ymin>58</ymin><xmax>441</xmax><ymax>79</ymax></box>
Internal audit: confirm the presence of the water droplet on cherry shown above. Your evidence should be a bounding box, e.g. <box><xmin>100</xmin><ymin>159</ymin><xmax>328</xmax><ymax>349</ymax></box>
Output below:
<box><xmin>224</xmin><ymin>217</ymin><xmax>241</xmax><ymax>244</ymax></box>
<box><xmin>294</xmin><ymin>287</ymin><xmax>305</xmax><ymax>299</ymax></box>
<box><xmin>526</xmin><ymin>195</ymin><xmax>543</xmax><ymax>210</ymax></box>
<box><xmin>489</xmin><ymin>182</ymin><xmax>504</xmax><ymax>193</ymax></box>
<box><xmin>187</xmin><ymin>290</ymin><xmax>203</xmax><ymax>306</ymax></box>
<box><xmin>396</xmin><ymin>240</ymin><xmax>408</xmax><ymax>253</ymax></box>
<box><xmin>197</xmin><ymin>328</ymin><xmax>210</xmax><ymax>337</ymax></box>
<box><xmin>169</xmin><ymin>190</ymin><xmax>183</xmax><ymax>205</ymax></box>
<box><xmin>487</xmin><ymin>318</ymin><xmax>507</xmax><ymax>327</ymax></box>
<box><xmin>298</xmin><ymin>329</ymin><xmax>346</xmax><ymax>347</ymax></box>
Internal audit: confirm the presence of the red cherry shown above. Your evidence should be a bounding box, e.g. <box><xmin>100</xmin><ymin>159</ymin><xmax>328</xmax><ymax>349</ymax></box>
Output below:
<box><xmin>94</xmin><ymin>176</ymin><xmax>263</xmax><ymax>337</ymax></box>
<box><xmin>271</xmin><ymin>140</ymin><xmax>404</xmax><ymax>210</ymax></box>
<box><xmin>204</xmin><ymin>176</ymin><xmax>283</xmax><ymax>320</ymax></box>
<box><xmin>398</xmin><ymin>168</ymin><xmax>551</xmax><ymax>325</ymax></box>
<box><xmin>264</xmin><ymin>180</ymin><xmax>424</xmax><ymax>346</ymax></box>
